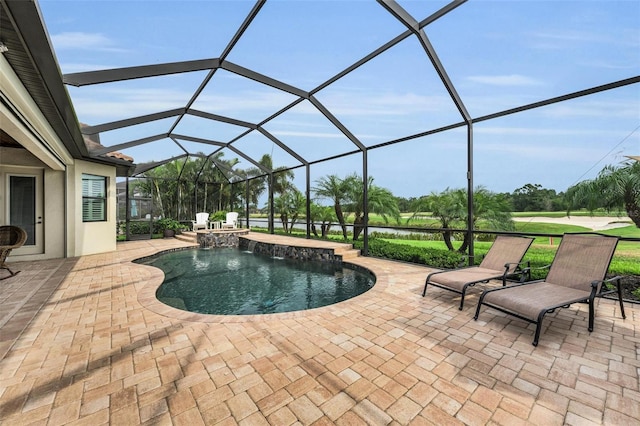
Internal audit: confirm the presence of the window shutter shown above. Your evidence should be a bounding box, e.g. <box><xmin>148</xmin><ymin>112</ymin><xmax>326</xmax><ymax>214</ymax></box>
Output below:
<box><xmin>82</xmin><ymin>174</ymin><xmax>107</xmax><ymax>221</ymax></box>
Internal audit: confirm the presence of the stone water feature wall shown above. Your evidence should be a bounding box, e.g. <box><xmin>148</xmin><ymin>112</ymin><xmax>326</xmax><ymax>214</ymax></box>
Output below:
<box><xmin>197</xmin><ymin>230</ymin><xmax>250</xmax><ymax>249</ymax></box>
<box><xmin>239</xmin><ymin>238</ymin><xmax>341</xmax><ymax>263</ymax></box>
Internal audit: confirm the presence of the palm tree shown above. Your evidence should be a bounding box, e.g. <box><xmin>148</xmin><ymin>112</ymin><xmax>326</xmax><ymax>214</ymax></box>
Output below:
<box><xmin>412</xmin><ymin>186</ymin><xmax>514</xmax><ymax>252</ymax></box>
<box><xmin>141</xmin><ymin>159</ymin><xmax>185</xmax><ymax>219</ymax></box>
<box><xmin>208</xmin><ymin>152</ymin><xmax>239</xmax><ymax>211</ymax></box>
<box><xmin>272</xmin><ymin>167</ymin><xmax>295</xmax><ymax>196</ymax></box>
<box><xmin>566</xmin><ymin>161</ymin><xmax>640</xmax><ymax>228</ymax></box>
<box><xmin>413</xmin><ymin>188</ymin><xmax>465</xmax><ymax>251</ymax></box>
<box><xmin>309</xmin><ymin>202</ymin><xmax>336</xmax><ymax>238</ymax></box>
<box><xmin>242</xmin><ymin>155</ymin><xmax>270</xmax><ymax>211</ymax></box>
<box><xmin>313</xmin><ymin>175</ymin><xmax>350</xmax><ymax>239</ymax></box>
<box><xmin>345</xmin><ymin>175</ymin><xmax>400</xmax><ymax>241</ymax></box>
<box><xmin>457</xmin><ymin>186</ymin><xmax>514</xmax><ymax>253</ymax></box>
<box><xmin>274</xmin><ymin>188</ymin><xmax>306</xmax><ymax>233</ymax></box>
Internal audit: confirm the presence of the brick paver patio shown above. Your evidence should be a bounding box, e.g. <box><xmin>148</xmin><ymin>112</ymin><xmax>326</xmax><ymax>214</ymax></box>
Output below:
<box><xmin>1</xmin><ymin>234</ymin><xmax>638</xmax><ymax>425</ymax></box>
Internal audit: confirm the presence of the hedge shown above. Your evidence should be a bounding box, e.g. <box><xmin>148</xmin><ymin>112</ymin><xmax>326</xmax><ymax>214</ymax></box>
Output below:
<box><xmin>353</xmin><ymin>239</ymin><xmax>462</xmax><ymax>269</ymax></box>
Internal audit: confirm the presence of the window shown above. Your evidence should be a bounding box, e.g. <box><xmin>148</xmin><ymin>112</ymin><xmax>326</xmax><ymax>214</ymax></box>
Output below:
<box><xmin>82</xmin><ymin>174</ymin><xmax>107</xmax><ymax>222</ymax></box>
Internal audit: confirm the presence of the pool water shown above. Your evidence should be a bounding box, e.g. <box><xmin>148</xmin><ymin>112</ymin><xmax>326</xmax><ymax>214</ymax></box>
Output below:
<box><xmin>140</xmin><ymin>248</ymin><xmax>375</xmax><ymax>315</ymax></box>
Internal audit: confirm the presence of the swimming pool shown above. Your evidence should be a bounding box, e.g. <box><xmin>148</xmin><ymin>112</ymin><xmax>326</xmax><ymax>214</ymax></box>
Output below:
<box><xmin>139</xmin><ymin>248</ymin><xmax>375</xmax><ymax>315</ymax></box>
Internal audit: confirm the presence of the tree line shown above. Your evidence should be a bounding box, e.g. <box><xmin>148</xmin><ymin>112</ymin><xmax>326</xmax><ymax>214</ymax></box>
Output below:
<box><xmin>130</xmin><ymin>156</ymin><xmax>640</xmax><ymax>247</ymax></box>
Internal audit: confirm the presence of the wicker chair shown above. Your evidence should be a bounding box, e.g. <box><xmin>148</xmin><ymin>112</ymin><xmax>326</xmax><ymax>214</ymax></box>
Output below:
<box><xmin>474</xmin><ymin>233</ymin><xmax>625</xmax><ymax>346</ymax></box>
<box><xmin>423</xmin><ymin>235</ymin><xmax>534</xmax><ymax>310</ymax></box>
<box><xmin>0</xmin><ymin>225</ymin><xmax>27</xmax><ymax>280</ymax></box>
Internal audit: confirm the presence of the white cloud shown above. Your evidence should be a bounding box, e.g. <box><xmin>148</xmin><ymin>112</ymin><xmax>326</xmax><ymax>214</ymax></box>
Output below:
<box><xmin>51</xmin><ymin>32</ymin><xmax>128</xmax><ymax>53</ymax></box>
<box><xmin>70</xmin><ymin>87</ymin><xmax>192</xmax><ymax>120</ymax></box>
<box><xmin>312</xmin><ymin>91</ymin><xmax>453</xmax><ymax>117</ymax></box>
<box><xmin>540</xmin><ymin>100</ymin><xmax>640</xmax><ymax>119</ymax></box>
<box><xmin>476</xmin><ymin>126</ymin><xmax>596</xmax><ymax>137</ymax></box>
<box><xmin>59</xmin><ymin>63</ymin><xmax>120</xmax><ymax>73</ymax></box>
<box><xmin>193</xmin><ymin>91</ymin><xmax>297</xmax><ymax>114</ymax></box>
<box><xmin>466</xmin><ymin>74</ymin><xmax>543</xmax><ymax>87</ymax></box>
<box><xmin>476</xmin><ymin>141</ymin><xmax>603</xmax><ymax>162</ymax></box>
<box><xmin>529</xmin><ymin>29</ymin><xmax>608</xmax><ymax>46</ymax></box>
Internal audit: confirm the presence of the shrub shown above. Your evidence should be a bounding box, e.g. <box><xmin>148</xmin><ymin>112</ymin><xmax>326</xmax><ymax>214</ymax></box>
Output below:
<box><xmin>128</xmin><ymin>221</ymin><xmax>151</xmax><ymax>235</ymax></box>
<box><xmin>353</xmin><ymin>239</ymin><xmax>462</xmax><ymax>269</ymax></box>
<box><xmin>156</xmin><ymin>218</ymin><xmax>184</xmax><ymax>234</ymax></box>
<box><xmin>211</xmin><ymin>211</ymin><xmax>227</xmax><ymax>222</ymax></box>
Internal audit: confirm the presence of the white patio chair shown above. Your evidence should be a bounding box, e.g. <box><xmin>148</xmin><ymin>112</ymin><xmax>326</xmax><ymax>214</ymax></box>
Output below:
<box><xmin>191</xmin><ymin>212</ymin><xmax>210</xmax><ymax>231</ymax></box>
<box><xmin>222</xmin><ymin>212</ymin><xmax>238</xmax><ymax>229</ymax></box>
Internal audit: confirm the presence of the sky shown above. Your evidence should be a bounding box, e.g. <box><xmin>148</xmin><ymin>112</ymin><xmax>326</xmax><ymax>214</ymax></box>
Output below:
<box><xmin>38</xmin><ymin>0</ymin><xmax>640</xmax><ymax>198</ymax></box>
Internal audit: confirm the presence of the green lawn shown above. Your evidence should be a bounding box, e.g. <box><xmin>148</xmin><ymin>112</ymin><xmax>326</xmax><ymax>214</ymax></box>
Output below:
<box><xmin>383</xmin><ymin>224</ymin><xmax>640</xmax><ymax>276</ymax></box>
<box><xmin>249</xmin><ymin>213</ymin><xmax>640</xmax><ymax>275</ymax></box>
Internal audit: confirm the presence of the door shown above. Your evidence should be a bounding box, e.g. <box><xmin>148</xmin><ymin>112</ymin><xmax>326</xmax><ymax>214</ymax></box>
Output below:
<box><xmin>7</xmin><ymin>172</ymin><xmax>43</xmax><ymax>255</ymax></box>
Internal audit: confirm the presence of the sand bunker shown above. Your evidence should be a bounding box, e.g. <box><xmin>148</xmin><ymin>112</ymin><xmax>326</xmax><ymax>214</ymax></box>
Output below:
<box><xmin>512</xmin><ymin>216</ymin><xmax>632</xmax><ymax>231</ymax></box>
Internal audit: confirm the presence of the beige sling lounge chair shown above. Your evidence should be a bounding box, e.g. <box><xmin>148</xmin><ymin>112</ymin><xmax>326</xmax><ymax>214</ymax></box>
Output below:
<box><xmin>474</xmin><ymin>233</ymin><xmax>625</xmax><ymax>346</ymax></box>
<box><xmin>0</xmin><ymin>225</ymin><xmax>27</xmax><ymax>280</ymax></box>
<box><xmin>423</xmin><ymin>235</ymin><xmax>534</xmax><ymax>310</ymax></box>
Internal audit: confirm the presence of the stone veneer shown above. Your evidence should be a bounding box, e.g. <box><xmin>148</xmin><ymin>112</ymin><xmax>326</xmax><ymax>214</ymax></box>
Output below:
<box><xmin>239</xmin><ymin>238</ymin><xmax>341</xmax><ymax>263</ymax></box>
<box><xmin>197</xmin><ymin>229</ymin><xmax>250</xmax><ymax>249</ymax></box>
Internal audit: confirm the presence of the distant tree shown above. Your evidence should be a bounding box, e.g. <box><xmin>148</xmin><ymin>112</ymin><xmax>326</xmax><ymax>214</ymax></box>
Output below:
<box><xmin>395</xmin><ymin>196</ymin><xmax>416</xmax><ymax>213</ymax></box>
<box><xmin>274</xmin><ymin>188</ymin><xmax>305</xmax><ymax>233</ymax></box>
<box><xmin>313</xmin><ymin>174</ymin><xmax>351</xmax><ymax>239</ymax></box>
<box><xmin>412</xmin><ymin>186</ymin><xmax>514</xmax><ymax>252</ymax></box>
<box><xmin>458</xmin><ymin>187</ymin><xmax>514</xmax><ymax>253</ymax></box>
<box><xmin>309</xmin><ymin>203</ymin><xmax>336</xmax><ymax>238</ymax></box>
<box><xmin>344</xmin><ymin>174</ymin><xmax>400</xmax><ymax>241</ymax></box>
<box><xmin>412</xmin><ymin>188</ymin><xmax>465</xmax><ymax>251</ymax></box>
<box><xmin>243</xmin><ymin>154</ymin><xmax>270</xmax><ymax>210</ymax></box>
<box><xmin>511</xmin><ymin>183</ymin><xmax>563</xmax><ymax>212</ymax></box>
<box><xmin>566</xmin><ymin>161</ymin><xmax>640</xmax><ymax>228</ymax></box>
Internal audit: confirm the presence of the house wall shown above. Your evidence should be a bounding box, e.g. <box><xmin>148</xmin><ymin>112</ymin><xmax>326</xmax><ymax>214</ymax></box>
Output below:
<box><xmin>1</xmin><ymin>53</ymin><xmax>118</xmax><ymax>260</ymax></box>
<box><xmin>0</xmin><ymin>147</ymin><xmax>66</xmax><ymax>260</ymax></box>
<box><xmin>67</xmin><ymin>159</ymin><xmax>117</xmax><ymax>257</ymax></box>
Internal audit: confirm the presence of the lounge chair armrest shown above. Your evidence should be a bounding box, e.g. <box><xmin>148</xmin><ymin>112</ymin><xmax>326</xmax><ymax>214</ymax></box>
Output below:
<box><xmin>503</xmin><ymin>260</ymin><xmax>531</xmax><ymax>282</ymax></box>
<box><xmin>504</xmin><ymin>260</ymin><xmax>530</xmax><ymax>268</ymax></box>
<box><xmin>591</xmin><ymin>275</ymin><xmax>622</xmax><ymax>293</ymax></box>
<box><xmin>525</xmin><ymin>263</ymin><xmax>552</xmax><ymax>274</ymax></box>
<box><xmin>503</xmin><ymin>260</ymin><xmax>530</xmax><ymax>272</ymax></box>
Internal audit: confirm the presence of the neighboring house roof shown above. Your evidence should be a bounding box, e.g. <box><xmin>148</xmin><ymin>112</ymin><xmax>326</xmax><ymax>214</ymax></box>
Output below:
<box><xmin>627</xmin><ymin>156</ymin><xmax>640</xmax><ymax>162</ymax></box>
<box><xmin>1</xmin><ymin>0</ymin><xmax>134</xmax><ymax>176</ymax></box>
<box><xmin>81</xmin><ymin>124</ymin><xmax>134</xmax><ymax>163</ymax></box>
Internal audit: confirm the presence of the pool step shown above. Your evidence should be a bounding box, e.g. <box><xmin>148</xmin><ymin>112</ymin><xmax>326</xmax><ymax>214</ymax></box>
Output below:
<box><xmin>335</xmin><ymin>247</ymin><xmax>361</xmax><ymax>260</ymax></box>
<box><xmin>175</xmin><ymin>231</ymin><xmax>197</xmax><ymax>244</ymax></box>
<box><xmin>340</xmin><ymin>250</ymin><xmax>361</xmax><ymax>260</ymax></box>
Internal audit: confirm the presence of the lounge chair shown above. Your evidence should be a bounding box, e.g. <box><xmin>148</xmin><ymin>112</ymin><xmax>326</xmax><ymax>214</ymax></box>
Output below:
<box><xmin>191</xmin><ymin>212</ymin><xmax>210</xmax><ymax>231</ymax></box>
<box><xmin>222</xmin><ymin>212</ymin><xmax>238</xmax><ymax>229</ymax></box>
<box><xmin>0</xmin><ymin>225</ymin><xmax>28</xmax><ymax>280</ymax></box>
<box><xmin>423</xmin><ymin>235</ymin><xmax>534</xmax><ymax>310</ymax></box>
<box><xmin>474</xmin><ymin>233</ymin><xmax>625</xmax><ymax>346</ymax></box>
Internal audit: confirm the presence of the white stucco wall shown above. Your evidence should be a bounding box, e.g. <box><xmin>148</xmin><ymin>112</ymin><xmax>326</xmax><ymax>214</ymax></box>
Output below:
<box><xmin>0</xmin><ymin>148</ymin><xmax>66</xmax><ymax>261</ymax></box>
<box><xmin>67</xmin><ymin>160</ymin><xmax>117</xmax><ymax>257</ymax></box>
<box><xmin>1</xmin><ymin>54</ymin><xmax>119</xmax><ymax>259</ymax></box>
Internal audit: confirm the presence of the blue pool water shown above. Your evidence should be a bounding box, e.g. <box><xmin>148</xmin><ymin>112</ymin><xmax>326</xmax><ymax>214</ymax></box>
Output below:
<box><xmin>139</xmin><ymin>248</ymin><xmax>375</xmax><ymax>315</ymax></box>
